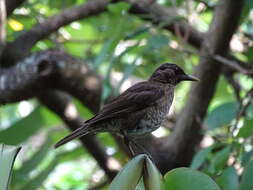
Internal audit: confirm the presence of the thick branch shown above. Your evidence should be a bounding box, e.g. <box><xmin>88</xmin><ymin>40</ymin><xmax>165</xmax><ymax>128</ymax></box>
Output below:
<box><xmin>1</xmin><ymin>0</ymin><xmax>109</xmax><ymax>66</ymax></box>
<box><xmin>0</xmin><ymin>50</ymin><xmax>102</xmax><ymax>113</ymax></box>
<box><xmin>127</xmin><ymin>0</ymin><xmax>204</xmax><ymax>49</ymax></box>
<box><xmin>38</xmin><ymin>91</ymin><xmax>119</xmax><ymax>180</ymax></box>
<box><xmin>159</xmin><ymin>0</ymin><xmax>245</xmax><ymax>172</ymax></box>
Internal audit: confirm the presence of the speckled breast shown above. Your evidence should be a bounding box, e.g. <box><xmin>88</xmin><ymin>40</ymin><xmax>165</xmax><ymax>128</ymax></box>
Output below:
<box><xmin>127</xmin><ymin>88</ymin><xmax>174</xmax><ymax>137</ymax></box>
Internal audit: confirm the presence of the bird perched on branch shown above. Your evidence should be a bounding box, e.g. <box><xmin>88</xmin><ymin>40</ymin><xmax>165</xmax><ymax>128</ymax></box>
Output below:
<box><xmin>55</xmin><ymin>63</ymin><xmax>199</xmax><ymax>153</ymax></box>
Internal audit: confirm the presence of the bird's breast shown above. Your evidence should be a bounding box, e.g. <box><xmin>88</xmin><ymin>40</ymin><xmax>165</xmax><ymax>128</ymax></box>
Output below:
<box><xmin>127</xmin><ymin>90</ymin><xmax>174</xmax><ymax>137</ymax></box>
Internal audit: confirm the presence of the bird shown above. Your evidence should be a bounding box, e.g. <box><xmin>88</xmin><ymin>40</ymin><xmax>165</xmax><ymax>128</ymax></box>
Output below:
<box><xmin>55</xmin><ymin>63</ymin><xmax>199</xmax><ymax>151</ymax></box>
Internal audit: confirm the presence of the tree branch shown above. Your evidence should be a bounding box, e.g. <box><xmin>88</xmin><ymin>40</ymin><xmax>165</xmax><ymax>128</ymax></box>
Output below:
<box><xmin>159</xmin><ymin>0</ymin><xmax>245</xmax><ymax>172</ymax></box>
<box><xmin>214</xmin><ymin>55</ymin><xmax>253</xmax><ymax>76</ymax></box>
<box><xmin>127</xmin><ymin>0</ymin><xmax>204</xmax><ymax>49</ymax></box>
<box><xmin>1</xmin><ymin>0</ymin><xmax>109</xmax><ymax>66</ymax></box>
<box><xmin>0</xmin><ymin>50</ymin><xmax>102</xmax><ymax>113</ymax></box>
<box><xmin>38</xmin><ymin>91</ymin><xmax>119</xmax><ymax>180</ymax></box>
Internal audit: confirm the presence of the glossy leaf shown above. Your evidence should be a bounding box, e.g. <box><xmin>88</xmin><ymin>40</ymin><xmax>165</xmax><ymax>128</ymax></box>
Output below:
<box><xmin>164</xmin><ymin>168</ymin><xmax>220</xmax><ymax>190</ymax></box>
<box><xmin>143</xmin><ymin>156</ymin><xmax>164</xmax><ymax>190</ymax></box>
<box><xmin>109</xmin><ymin>154</ymin><xmax>145</xmax><ymax>190</ymax></box>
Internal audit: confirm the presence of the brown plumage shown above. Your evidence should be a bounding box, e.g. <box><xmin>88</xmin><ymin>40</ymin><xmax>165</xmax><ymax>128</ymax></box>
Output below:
<box><xmin>55</xmin><ymin>63</ymin><xmax>198</xmax><ymax>148</ymax></box>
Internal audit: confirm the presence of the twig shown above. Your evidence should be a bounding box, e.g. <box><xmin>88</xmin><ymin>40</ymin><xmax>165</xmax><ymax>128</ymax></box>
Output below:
<box><xmin>231</xmin><ymin>87</ymin><xmax>253</xmax><ymax>134</ymax></box>
<box><xmin>213</xmin><ymin>55</ymin><xmax>253</xmax><ymax>76</ymax></box>
<box><xmin>1</xmin><ymin>0</ymin><xmax>109</xmax><ymax>65</ymax></box>
<box><xmin>223</xmin><ymin>72</ymin><xmax>241</xmax><ymax>101</ymax></box>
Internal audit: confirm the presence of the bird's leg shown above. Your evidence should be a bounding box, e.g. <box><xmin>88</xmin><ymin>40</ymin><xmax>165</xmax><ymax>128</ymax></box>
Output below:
<box><xmin>122</xmin><ymin>135</ymin><xmax>135</xmax><ymax>157</ymax></box>
<box><xmin>121</xmin><ymin>130</ymin><xmax>152</xmax><ymax>159</ymax></box>
<box><xmin>129</xmin><ymin>139</ymin><xmax>153</xmax><ymax>160</ymax></box>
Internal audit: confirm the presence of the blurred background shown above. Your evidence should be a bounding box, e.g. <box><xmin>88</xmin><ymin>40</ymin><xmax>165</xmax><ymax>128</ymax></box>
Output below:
<box><xmin>0</xmin><ymin>0</ymin><xmax>253</xmax><ymax>189</ymax></box>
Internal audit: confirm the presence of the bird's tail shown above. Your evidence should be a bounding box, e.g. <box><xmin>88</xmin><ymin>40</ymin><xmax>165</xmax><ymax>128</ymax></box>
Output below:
<box><xmin>54</xmin><ymin>124</ymin><xmax>98</xmax><ymax>148</ymax></box>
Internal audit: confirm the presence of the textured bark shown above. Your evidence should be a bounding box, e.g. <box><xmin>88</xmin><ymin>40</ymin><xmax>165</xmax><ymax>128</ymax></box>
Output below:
<box><xmin>151</xmin><ymin>0</ymin><xmax>245</xmax><ymax>174</ymax></box>
<box><xmin>0</xmin><ymin>50</ymin><xmax>102</xmax><ymax>113</ymax></box>
<box><xmin>1</xmin><ymin>0</ymin><xmax>109</xmax><ymax>66</ymax></box>
<box><xmin>0</xmin><ymin>0</ymin><xmax>247</xmax><ymax>176</ymax></box>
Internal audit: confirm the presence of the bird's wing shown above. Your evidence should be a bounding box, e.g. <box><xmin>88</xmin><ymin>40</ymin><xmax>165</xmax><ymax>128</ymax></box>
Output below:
<box><xmin>86</xmin><ymin>82</ymin><xmax>165</xmax><ymax>125</ymax></box>
<box><xmin>54</xmin><ymin>82</ymin><xmax>165</xmax><ymax>148</ymax></box>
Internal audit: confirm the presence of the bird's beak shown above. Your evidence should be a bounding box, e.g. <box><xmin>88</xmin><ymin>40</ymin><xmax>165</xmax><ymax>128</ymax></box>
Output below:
<box><xmin>179</xmin><ymin>74</ymin><xmax>199</xmax><ymax>81</ymax></box>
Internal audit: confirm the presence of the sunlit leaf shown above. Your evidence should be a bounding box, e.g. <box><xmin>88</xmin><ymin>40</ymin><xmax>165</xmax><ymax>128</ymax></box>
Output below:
<box><xmin>108</xmin><ymin>2</ymin><xmax>131</xmax><ymax>14</ymax></box>
<box><xmin>8</xmin><ymin>19</ymin><xmax>24</xmax><ymax>31</ymax></box>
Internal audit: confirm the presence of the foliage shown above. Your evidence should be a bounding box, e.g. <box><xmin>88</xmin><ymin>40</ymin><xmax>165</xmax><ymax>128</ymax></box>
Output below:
<box><xmin>110</xmin><ymin>155</ymin><xmax>220</xmax><ymax>190</ymax></box>
<box><xmin>1</xmin><ymin>0</ymin><xmax>253</xmax><ymax>189</ymax></box>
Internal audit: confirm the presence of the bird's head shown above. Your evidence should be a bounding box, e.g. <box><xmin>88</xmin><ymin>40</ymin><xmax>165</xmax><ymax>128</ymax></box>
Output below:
<box><xmin>149</xmin><ymin>63</ymin><xmax>199</xmax><ymax>85</ymax></box>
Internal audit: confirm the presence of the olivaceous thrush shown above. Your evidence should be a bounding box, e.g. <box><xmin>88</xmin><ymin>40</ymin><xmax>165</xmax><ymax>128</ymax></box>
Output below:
<box><xmin>55</xmin><ymin>63</ymin><xmax>199</xmax><ymax>151</ymax></box>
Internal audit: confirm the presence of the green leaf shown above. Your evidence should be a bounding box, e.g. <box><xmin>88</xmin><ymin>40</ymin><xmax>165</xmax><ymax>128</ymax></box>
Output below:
<box><xmin>241</xmin><ymin>150</ymin><xmax>253</xmax><ymax>166</ymax></box>
<box><xmin>190</xmin><ymin>145</ymin><xmax>217</xmax><ymax>169</ymax></box>
<box><xmin>164</xmin><ymin>167</ymin><xmax>220</xmax><ymax>190</ymax></box>
<box><xmin>0</xmin><ymin>144</ymin><xmax>21</xmax><ymax>190</ymax></box>
<box><xmin>143</xmin><ymin>156</ymin><xmax>164</xmax><ymax>190</ymax></box>
<box><xmin>125</xmin><ymin>27</ymin><xmax>149</xmax><ymax>40</ymax></box>
<box><xmin>216</xmin><ymin>167</ymin><xmax>239</xmax><ymax>190</ymax></box>
<box><xmin>108</xmin><ymin>2</ymin><xmax>131</xmax><ymax>14</ymax></box>
<box><xmin>0</xmin><ymin>106</ymin><xmax>60</xmax><ymax>145</ymax></box>
<box><xmin>210</xmin><ymin>146</ymin><xmax>231</xmax><ymax>172</ymax></box>
<box><xmin>237</xmin><ymin>119</ymin><xmax>253</xmax><ymax>138</ymax></box>
<box><xmin>239</xmin><ymin>160</ymin><xmax>253</xmax><ymax>190</ymax></box>
<box><xmin>147</xmin><ymin>35</ymin><xmax>169</xmax><ymax>50</ymax></box>
<box><xmin>109</xmin><ymin>154</ymin><xmax>145</xmax><ymax>190</ymax></box>
<box><xmin>205</xmin><ymin>102</ymin><xmax>238</xmax><ymax>130</ymax></box>
<box><xmin>73</xmin><ymin>99</ymin><xmax>94</xmax><ymax>119</ymax></box>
